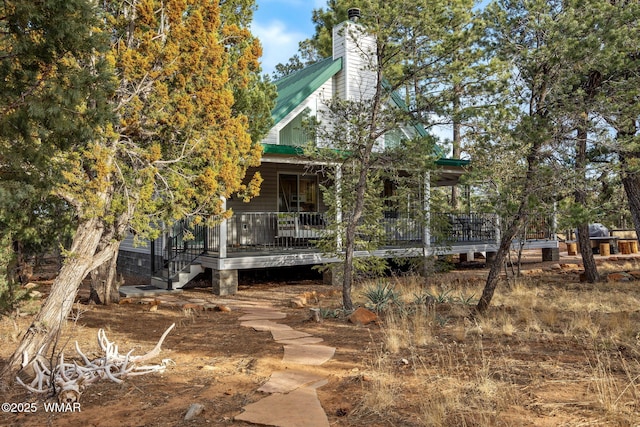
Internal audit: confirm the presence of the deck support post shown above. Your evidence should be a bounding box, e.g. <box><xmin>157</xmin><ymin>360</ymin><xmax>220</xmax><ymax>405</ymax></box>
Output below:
<box><xmin>212</xmin><ymin>269</ymin><xmax>238</xmax><ymax>295</ymax></box>
<box><xmin>460</xmin><ymin>251</ymin><xmax>475</xmax><ymax>262</ymax></box>
<box><xmin>542</xmin><ymin>247</ymin><xmax>559</xmax><ymax>262</ymax></box>
<box><xmin>322</xmin><ymin>264</ymin><xmax>342</xmax><ymax>286</ymax></box>
<box><xmin>219</xmin><ymin>196</ymin><xmax>227</xmax><ymax>259</ymax></box>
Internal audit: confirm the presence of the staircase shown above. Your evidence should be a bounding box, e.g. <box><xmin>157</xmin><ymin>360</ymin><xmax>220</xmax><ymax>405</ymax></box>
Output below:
<box><xmin>151</xmin><ymin>218</ymin><xmax>208</xmax><ymax>290</ymax></box>
<box><xmin>151</xmin><ymin>262</ymin><xmax>204</xmax><ymax>289</ymax></box>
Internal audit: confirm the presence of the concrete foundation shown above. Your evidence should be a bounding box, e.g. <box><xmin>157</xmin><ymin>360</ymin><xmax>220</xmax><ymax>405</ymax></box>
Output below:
<box><xmin>212</xmin><ymin>269</ymin><xmax>238</xmax><ymax>296</ymax></box>
<box><xmin>459</xmin><ymin>251</ymin><xmax>475</xmax><ymax>262</ymax></box>
<box><xmin>117</xmin><ymin>250</ymin><xmax>153</xmax><ymax>279</ymax></box>
<box><xmin>322</xmin><ymin>265</ymin><xmax>342</xmax><ymax>287</ymax></box>
<box><xmin>542</xmin><ymin>247</ymin><xmax>560</xmax><ymax>262</ymax></box>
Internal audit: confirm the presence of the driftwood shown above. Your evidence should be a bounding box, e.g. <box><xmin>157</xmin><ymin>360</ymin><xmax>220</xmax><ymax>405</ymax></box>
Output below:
<box><xmin>17</xmin><ymin>323</ymin><xmax>176</xmax><ymax>402</ymax></box>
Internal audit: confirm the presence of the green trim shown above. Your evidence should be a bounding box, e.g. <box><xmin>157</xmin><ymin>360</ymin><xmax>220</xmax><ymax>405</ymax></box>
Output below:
<box><xmin>262</xmin><ymin>143</ymin><xmax>470</xmax><ymax>168</ymax></box>
<box><xmin>272</xmin><ymin>57</ymin><xmax>343</xmax><ymax>124</ymax></box>
<box><xmin>262</xmin><ymin>144</ymin><xmax>305</xmax><ymax>155</ymax></box>
<box><xmin>436</xmin><ymin>158</ymin><xmax>470</xmax><ymax>167</ymax></box>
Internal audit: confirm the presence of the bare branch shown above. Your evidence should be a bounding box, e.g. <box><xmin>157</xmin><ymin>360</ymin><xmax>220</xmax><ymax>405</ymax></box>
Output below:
<box><xmin>17</xmin><ymin>324</ymin><xmax>176</xmax><ymax>402</ymax></box>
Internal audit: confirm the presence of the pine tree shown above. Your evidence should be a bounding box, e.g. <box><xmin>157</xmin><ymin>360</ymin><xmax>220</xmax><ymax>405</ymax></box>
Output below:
<box><xmin>307</xmin><ymin>1</ymin><xmax>481</xmax><ymax>310</ymax></box>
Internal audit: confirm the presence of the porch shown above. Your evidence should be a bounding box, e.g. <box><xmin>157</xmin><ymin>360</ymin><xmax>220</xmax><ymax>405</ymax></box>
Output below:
<box><xmin>146</xmin><ymin>211</ymin><xmax>557</xmax><ymax>292</ymax></box>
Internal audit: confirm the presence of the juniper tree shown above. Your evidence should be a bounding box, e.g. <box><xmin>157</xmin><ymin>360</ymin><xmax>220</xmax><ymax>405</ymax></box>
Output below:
<box><xmin>1</xmin><ymin>0</ymin><xmax>273</xmax><ymax>378</ymax></box>
<box><xmin>0</xmin><ymin>0</ymin><xmax>113</xmax><ymax>311</ymax></box>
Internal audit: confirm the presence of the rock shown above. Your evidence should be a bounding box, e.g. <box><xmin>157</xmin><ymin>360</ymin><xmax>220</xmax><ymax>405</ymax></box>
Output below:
<box><xmin>607</xmin><ymin>272</ymin><xmax>631</xmax><ymax>282</ymax></box>
<box><xmin>628</xmin><ymin>271</ymin><xmax>640</xmax><ymax>280</ymax></box>
<box><xmin>560</xmin><ymin>263</ymin><xmax>581</xmax><ymax>270</ymax></box>
<box><xmin>24</xmin><ymin>282</ymin><xmax>39</xmax><ymax>289</ymax></box>
<box><xmin>522</xmin><ymin>269</ymin><xmax>544</xmax><ymax>276</ymax></box>
<box><xmin>348</xmin><ymin>307</ymin><xmax>378</xmax><ymax>325</ymax></box>
<box><xmin>310</xmin><ymin>308</ymin><xmax>322</xmax><ymax>323</ymax></box>
<box><xmin>290</xmin><ymin>297</ymin><xmax>306</xmax><ymax>308</ymax></box>
<box><xmin>302</xmin><ymin>291</ymin><xmax>318</xmax><ymax>303</ymax></box>
<box><xmin>184</xmin><ymin>403</ymin><xmax>204</xmax><ymax>421</ymax></box>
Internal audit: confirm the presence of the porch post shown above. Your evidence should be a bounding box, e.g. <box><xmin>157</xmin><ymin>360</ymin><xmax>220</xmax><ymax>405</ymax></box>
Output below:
<box><xmin>219</xmin><ymin>196</ymin><xmax>227</xmax><ymax>259</ymax></box>
<box><xmin>335</xmin><ymin>163</ymin><xmax>343</xmax><ymax>251</ymax></box>
<box><xmin>552</xmin><ymin>201</ymin><xmax>558</xmax><ymax>240</ymax></box>
<box><xmin>423</xmin><ymin>172</ymin><xmax>431</xmax><ymax>256</ymax></box>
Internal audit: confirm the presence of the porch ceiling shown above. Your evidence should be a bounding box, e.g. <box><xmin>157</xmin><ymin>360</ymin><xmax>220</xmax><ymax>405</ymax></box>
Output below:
<box><xmin>433</xmin><ymin>168</ymin><xmax>466</xmax><ymax>187</ymax></box>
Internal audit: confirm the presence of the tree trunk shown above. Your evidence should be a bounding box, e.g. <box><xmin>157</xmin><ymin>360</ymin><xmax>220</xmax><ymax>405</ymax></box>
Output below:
<box><xmin>476</xmin><ymin>213</ymin><xmax>526</xmax><ymax>314</ymax></box>
<box><xmin>451</xmin><ymin>87</ymin><xmax>462</xmax><ymax>210</ymax></box>
<box><xmin>618</xmin><ymin>125</ymin><xmax>640</xmax><ymax>240</ymax></box>
<box><xmin>342</xmin><ymin>164</ymin><xmax>370</xmax><ymax>311</ymax></box>
<box><xmin>574</xmin><ymin>117</ymin><xmax>599</xmax><ymax>282</ymax></box>
<box><xmin>622</xmin><ymin>170</ymin><xmax>640</xmax><ymax>239</ymax></box>
<box><xmin>476</xmin><ymin>112</ymin><xmax>545</xmax><ymax>314</ymax></box>
<box><xmin>342</xmin><ymin>227</ymin><xmax>355</xmax><ymax>311</ymax></box>
<box><xmin>1</xmin><ymin>217</ymin><xmax>107</xmax><ymax>381</ymax></box>
<box><xmin>576</xmin><ymin>223</ymin><xmax>598</xmax><ymax>282</ymax></box>
<box><xmin>89</xmin><ymin>242</ymin><xmax>121</xmax><ymax>305</ymax></box>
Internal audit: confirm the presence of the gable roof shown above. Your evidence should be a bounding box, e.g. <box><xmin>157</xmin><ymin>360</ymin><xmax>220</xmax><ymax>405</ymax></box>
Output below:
<box><xmin>267</xmin><ymin>57</ymin><xmax>469</xmax><ymax>169</ymax></box>
<box><xmin>272</xmin><ymin>57</ymin><xmax>343</xmax><ymax>124</ymax></box>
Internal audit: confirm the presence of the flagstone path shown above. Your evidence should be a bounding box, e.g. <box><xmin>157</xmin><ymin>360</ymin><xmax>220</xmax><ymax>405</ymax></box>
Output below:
<box><xmin>217</xmin><ymin>299</ymin><xmax>336</xmax><ymax>427</ymax></box>
<box><xmin>119</xmin><ymin>292</ymin><xmax>337</xmax><ymax>426</ymax></box>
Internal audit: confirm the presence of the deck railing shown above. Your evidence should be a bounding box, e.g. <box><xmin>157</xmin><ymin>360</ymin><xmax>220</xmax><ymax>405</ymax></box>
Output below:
<box><xmin>159</xmin><ymin>211</ymin><xmax>550</xmax><ymax>259</ymax></box>
<box><xmin>430</xmin><ymin>212</ymin><xmax>498</xmax><ymax>244</ymax></box>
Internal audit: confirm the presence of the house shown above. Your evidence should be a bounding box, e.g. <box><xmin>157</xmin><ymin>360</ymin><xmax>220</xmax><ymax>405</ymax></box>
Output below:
<box><xmin>117</xmin><ymin>10</ymin><xmax>559</xmax><ymax>297</ymax></box>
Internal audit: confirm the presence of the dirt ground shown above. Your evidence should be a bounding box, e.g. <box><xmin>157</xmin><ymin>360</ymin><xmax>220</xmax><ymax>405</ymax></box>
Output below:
<box><xmin>2</xmin><ymin>251</ymin><xmax>640</xmax><ymax>426</ymax></box>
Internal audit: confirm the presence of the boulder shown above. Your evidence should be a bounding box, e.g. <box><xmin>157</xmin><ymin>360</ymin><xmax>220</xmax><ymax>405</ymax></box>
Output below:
<box><xmin>348</xmin><ymin>307</ymin><xmax>378</xmax><ymax>325</ymax></box>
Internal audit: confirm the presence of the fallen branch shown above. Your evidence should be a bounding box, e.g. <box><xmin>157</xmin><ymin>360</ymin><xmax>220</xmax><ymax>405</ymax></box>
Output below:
<box><xmin>17</xmin><ymin>323</ymin><xmax>176</xmax><ymax>403</ymax></box>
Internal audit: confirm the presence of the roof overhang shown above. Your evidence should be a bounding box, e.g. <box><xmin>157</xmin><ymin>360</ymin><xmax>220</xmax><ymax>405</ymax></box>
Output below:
<box><xmin>262</xmin><ymin>144</ymin><xmax>469</xmax><ymax>186</ymax></box>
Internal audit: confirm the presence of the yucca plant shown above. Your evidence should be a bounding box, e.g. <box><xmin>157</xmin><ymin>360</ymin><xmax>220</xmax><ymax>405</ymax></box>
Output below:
<box><xmin>363</xmin><ymin>281</ymin><xmax>400</xmax><ymax>312</ymax></box>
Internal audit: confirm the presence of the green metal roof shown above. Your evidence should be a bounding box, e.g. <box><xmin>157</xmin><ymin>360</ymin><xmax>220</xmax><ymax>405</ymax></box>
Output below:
<box><xmin>272</xmin><ymin>57</ymin><xmax>343</xmax><ymax>124</ymax></box>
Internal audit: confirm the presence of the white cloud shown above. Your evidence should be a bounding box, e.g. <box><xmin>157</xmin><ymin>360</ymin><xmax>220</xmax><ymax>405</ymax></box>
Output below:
<box><xmin>252</xmin><ymin>20</ymin><xmax>307</xmax><ymax>76</ymax></box>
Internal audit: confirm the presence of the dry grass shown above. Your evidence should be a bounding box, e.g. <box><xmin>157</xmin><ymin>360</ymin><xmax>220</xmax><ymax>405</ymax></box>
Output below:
<box><xmin>351</xmin><ymin>260</ymin><xmax>640</xmax><ymax>426</ymax></box>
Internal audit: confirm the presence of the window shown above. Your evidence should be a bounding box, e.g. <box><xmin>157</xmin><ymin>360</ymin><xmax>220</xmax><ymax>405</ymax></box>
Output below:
<box><xmin>279</xmin><ymin>108</ymin><xmax>314</xmax><ymax>147</ymax></box>
<box><xmin>278</xmin><ymin>173</ymin><xmax>318</xmax><ymax>212</ymax></box>
<box><xmin>384</xmin><ymin>129</ymin><xmax>406</xmax><ymax>150</ymax></box>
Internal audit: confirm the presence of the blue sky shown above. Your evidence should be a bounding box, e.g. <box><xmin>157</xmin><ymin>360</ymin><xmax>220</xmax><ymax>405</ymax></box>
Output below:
<box><xmin>252</xmin><ymin>0</ymin><xmax>326</xmax><ymax>76</ymax></box>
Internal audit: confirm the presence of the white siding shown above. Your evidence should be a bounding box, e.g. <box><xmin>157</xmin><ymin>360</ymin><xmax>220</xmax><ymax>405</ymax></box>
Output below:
<box><xmin>332</xmin><ymin>20</ymin><xmax>377</xmax><ymax>102</ymax></box>
<box><xmin>121</xmin><ymin>233</ymin><xmax>147</xmax><ymax>254</ymax></box>
<box><xmin>263</xmin><ymin>127</ymin><xmax>279</xmax><ymax>145</ymax></box>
